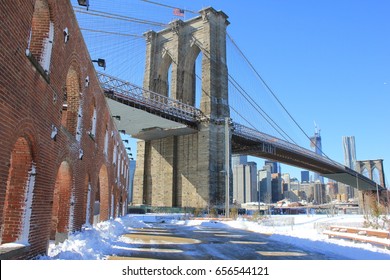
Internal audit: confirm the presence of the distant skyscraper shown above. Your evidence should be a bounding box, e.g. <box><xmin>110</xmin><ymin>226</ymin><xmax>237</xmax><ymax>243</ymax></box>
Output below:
<box><xmin>342</xmin><ymin>136</ymin><xmax>357</xmax><ymax>170</ymax></box>
<box><xmin>128</xmin><ymin>160</ymin><xmax>136</xmax><ymax>203</ymax></box>
<box><xmin>233</xmin><ymin>162</ymin><xmax>257</xmax><ymax>204</ymax></box>
<box><xmin>342</xmin><ymin>136</ymin><xmax>357</xmax><ymax>199</ymax></box>
<box><xmin>264</xmin><ymin>160</ymin><xmax>280</xmax><ymax>174</ymax></box>
<box><xmin>232</xmin><ymin>155</ymin><xmax>248</xmax><ymax>166</ymax></box>
<box><xmin>310</xmin><ymin>125</ymin><xmax>324</xmax><ymax>184</ymax></box>
<box><xmin>301</xmin><ymin>171</ymin><xmax>310</xmax><ymax>183</ymax></box>
<box><xmin>258</xmin><ymin>167</ymin><xmax>271</xmax><ymax>203</ymax></box>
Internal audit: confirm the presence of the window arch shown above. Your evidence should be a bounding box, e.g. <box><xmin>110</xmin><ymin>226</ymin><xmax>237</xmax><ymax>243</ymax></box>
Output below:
<box><xmin>84</xmin><ymin>175</ymin><xmax>92</xmax><ymax>226</ymax></box>
<box><xmin>98</xmin><ymin>165</ymin><xmax>110</xmax><ymax>221</ymax></box>
<box><xmin>62</xmin><ymin>67</ymin><xmax>81</xmax><ymax>137</ymax></box>
<box><xmin>86</xmin><ymin>98</ymin><xmax>97</xmax><ymax>139</ymax></box>
<box><xmin>1</xmin><ymin>137</ymin><xmax>35</xmax><ymax>245</ymax></box>
<box><xmin>27</xmin><ymin>0</ymin><xmax>54</xmax><ymax>74</ymax></box>
<box><xmin>50</xmin><ymin>161</ymin><xmax>72</xmax><ymax>241</ymax></box>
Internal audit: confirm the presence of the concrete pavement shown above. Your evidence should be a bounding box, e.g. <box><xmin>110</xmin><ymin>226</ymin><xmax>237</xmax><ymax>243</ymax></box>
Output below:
<box><xmin>108</xmin><ymin>221</ymin><xmax>342</xmax><ymax>260</ymax></box>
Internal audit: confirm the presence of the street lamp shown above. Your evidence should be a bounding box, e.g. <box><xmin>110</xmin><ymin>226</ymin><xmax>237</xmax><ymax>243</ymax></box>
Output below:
<box><xmin>78</xmin><ymin>0</ymin><xmax>90</xmax><ymax>10</ymax></box>
<box><xmin>376</xmin><ymin>183</ymin><xmax>380</xmax><ymax>205</ymax></box>
<box><xmin>92</xmin><ymin>58</ymin><xmax>106</xmax><ymax>70</ymax></box>
<box><xmin>257</xmin><ymin>172</ymin><xmax>261</xmax><ymax>214</ymax></box>
<box><xmin>356</xmin><ymin>173</ymin><xmax>362</xmax><ymax>215</ymax></box>
<box><xmin>224</xmin><ymin>117</ymin><xmax>230</xmax><ymax>218</ymax></box>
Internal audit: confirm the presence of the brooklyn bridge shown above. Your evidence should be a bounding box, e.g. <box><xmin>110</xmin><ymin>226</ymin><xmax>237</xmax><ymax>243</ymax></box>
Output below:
<box><xmin>0</xmin><ymin>0</ymin><xmax>387</xmax><ymax>259</ymax></box>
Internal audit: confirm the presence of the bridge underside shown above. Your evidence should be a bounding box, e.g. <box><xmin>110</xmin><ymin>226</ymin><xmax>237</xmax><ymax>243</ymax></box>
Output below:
<box><xmin>231</xmin><ymin>134</ymin><xmax>383</xmax><ymax>192</ymax></box>
<box><xmin>323</xmin><ymin>173</ymin><xmax>380</xmax><ymax>192</ymax></box>
<box><xmin>106</xmin><ymin>98</ymin><xmax>197</xmax><ymax>140</ymax></box>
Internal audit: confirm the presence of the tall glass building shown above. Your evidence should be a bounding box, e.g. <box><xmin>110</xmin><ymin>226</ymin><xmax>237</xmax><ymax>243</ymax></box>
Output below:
<box><xmin>342</xmin><ymin>136</ymin><xmax>357</xmax><ymax>170</ymax></box>
<box><xmin>310</xmin><ymin>127</ymin><xmax>324</xmax><ymax>184</ymax></box>
<box><xmin>342</xmin><ymin>136</ymin><xmax>357</xmax><ymax>199</ymax></box>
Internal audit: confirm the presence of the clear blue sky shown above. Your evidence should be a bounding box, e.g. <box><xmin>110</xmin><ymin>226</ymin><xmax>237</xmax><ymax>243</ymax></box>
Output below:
<box><xmin>74</xmin><ymin>0</ymin><xmax>390</xmax><ymax>186</ymax></box>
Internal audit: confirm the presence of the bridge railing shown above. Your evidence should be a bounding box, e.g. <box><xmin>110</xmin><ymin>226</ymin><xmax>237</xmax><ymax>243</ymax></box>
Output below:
<box><xmin>97</xmin><ymin>72</ymin><xmax>206</xmax><ymax>122</ymax></box>
<box><xmin>232</xmin><ymin>123</ymin><xmax>344</xmax><ymax>168</ymax></box>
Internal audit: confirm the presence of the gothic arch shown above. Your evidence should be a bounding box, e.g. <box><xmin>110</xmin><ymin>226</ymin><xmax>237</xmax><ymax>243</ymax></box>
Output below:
<box><xmin>357</xmin><ymin>160</ymin><xmax>386</xmax><ymax>187</ymax></box>
<box><xmin>361</xmin><ymin>167</ymin><xmax>369</xmax><ymax>178</ymax></box>
<box><xmin>372</xmin><ymin>167</ymin><xmax>381</xmax><ymax>185</ymax></box>
<box><xmin>154</xmin><ymin>52</ymin><xmax>173</xmax><ymax>97</ymax></box>
<box><xmin>182</xmin><ymin>43</ymin><xmax>202</xmax><ymax>107</ymax></box>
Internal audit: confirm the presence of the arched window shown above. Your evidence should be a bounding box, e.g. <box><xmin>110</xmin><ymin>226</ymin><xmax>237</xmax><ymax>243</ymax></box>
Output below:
<box><xmin>84</xmin><ymin>175</ymin><xmax>92</xmax><ymax>226</ymax></box>
<box><xmin>104</xmin><ymin>127</ymin><xmax>109</xmax><ymax>157</ymax></box>
<box><xmin>62</xmin><ymin>67</ymin><xmax>81</xmax><ymax>137</ymax></box>
<box><xmin>88</xmin><ymin>100</ymin><xmax>97</xmax><ymax>139</ymax></box>
<box><xmin>27</xmin><ymin>0</ymin><xmax>54</xmax><ymax>75</ymax></box>
<box><xmin>50</xmin><ymin>161</ymin><xmax>72</xmax><ymax>241</ymax></box>
<box><xmin>98</xmin><ymin>165</ymin><xmax>109</xmax><ymax>221</ymax></box>
<box><xmin>1</xmin><ymin>138</ymin><xmax>35</xmax><ymax>245</ymax></box>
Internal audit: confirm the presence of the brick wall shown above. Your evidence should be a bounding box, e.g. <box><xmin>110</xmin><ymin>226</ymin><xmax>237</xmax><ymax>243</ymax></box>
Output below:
<box><xmin>0</xmin><ymin>0</ymin><xmax>129</xmax><ymax>259</ymax></box>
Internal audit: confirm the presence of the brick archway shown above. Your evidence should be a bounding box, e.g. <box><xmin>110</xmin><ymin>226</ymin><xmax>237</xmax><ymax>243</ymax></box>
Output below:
<box><xmin>93</xmin><ymin>165</ymin><xmax>110</xmax><ymax>224</ymax></box>
<box><xmin>1</xmin><ymin>137</ymin><xmax>34</xmax><ymax>244</ymax></box>
<box><xmin>50</xmin><ymin>161</ymin><xmax>72</xmax><ymax>240</ymax></box>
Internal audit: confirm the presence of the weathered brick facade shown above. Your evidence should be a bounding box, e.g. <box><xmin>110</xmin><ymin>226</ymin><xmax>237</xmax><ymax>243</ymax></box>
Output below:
<box><xmin>0</xmin><ymin>0</ymin><xmax>129</xmax><ymax>259</ymax></box>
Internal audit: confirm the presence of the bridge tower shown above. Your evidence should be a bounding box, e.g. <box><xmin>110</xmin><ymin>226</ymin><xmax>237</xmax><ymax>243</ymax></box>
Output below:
<box><xmin>356</xmin><ymin>160</ymin><xmax>386</xmax><ymax>188</ymax></box>
<box><xmin>133</xmin><ymin>8</ymin><xmax>230</xmax><ymax>208</ymax></box>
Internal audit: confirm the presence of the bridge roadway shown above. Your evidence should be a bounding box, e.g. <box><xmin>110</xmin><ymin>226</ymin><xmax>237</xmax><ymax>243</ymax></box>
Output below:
<box><xmin>98</xmin><ymin>72</ymin><xmax>384</xmax><ymax>192</ymax></box>
<box><xmin>108</xmin><ymin>221</ymin><xmax>342</xmax><ymax>260</ymax></box>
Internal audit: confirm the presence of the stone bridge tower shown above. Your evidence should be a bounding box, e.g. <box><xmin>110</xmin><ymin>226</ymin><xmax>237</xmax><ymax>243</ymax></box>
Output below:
<box><xmin>133</xmin><ymin>7</ymin><xmax>230</xmax><ymax>208</ymax></box>
<box><xmin>356</xmin><ymin>159</ymin><xmax>386</xmax><ymax>188</ymax></box>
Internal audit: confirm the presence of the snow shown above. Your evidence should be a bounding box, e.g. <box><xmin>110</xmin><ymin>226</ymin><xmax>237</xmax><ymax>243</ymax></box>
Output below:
<box><xmin>19</xmin><ymin>163</ymin><xmax>36</xmax><ymax>245</ymax></box>
<box><xmin>37</xmin><ymin>214</ymin><xmax>390</xmax><ymax>260</ymax></box>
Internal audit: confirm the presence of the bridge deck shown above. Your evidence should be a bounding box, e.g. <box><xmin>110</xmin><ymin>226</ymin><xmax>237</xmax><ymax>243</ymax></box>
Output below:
<box><xmin>98</xmin><ymin>73</ymin><xmax>384</xmax><ymax>191</ymax></box>
<box><xmin>231</xmin><ymin>124</ymin><xmax>384</xmax><ymax>191</ymax></box>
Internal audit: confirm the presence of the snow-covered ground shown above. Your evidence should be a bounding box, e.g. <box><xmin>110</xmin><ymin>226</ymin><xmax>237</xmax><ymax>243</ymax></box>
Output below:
<box><xmin>38</xmin><ymin>213</ymin><xmax>390</xmax><ymax>260</ymax></box>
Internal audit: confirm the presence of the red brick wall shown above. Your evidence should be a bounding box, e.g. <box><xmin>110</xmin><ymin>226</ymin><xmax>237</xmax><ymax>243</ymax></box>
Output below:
<box><xmin>0</xmin><ymin>0</ymin><xmax>129</xmax><ymax>259</ymax></box>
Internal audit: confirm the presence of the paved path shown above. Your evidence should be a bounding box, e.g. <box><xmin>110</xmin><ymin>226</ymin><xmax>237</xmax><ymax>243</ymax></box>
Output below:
<box><xmin>109</xmin><ymin>222</ymin><xmax>343</xmax><ymax>260</ymax></box>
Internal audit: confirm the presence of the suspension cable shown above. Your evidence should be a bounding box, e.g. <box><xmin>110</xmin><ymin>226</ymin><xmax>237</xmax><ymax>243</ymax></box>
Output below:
<box><xmin>80</xmin><ymin>28</ymin><xmax>144</xmax><ymax>38</ymax></box>
<box><xmin>140</xmin><ymin>0</ymin><xmax>199</xmax><ymax>15</ymax></box>
<box><xmin>73</xmin><ymin>7</ymin><xmax>168</xmax><ymax>27</ymax></box>
<box><xmin>228</xmin><ymin>74</ymin><xmax>298</xmax><ymax>144</ymax></box>
<box><xmin>227</xmin><ymin>32</ymin><xmax>332</xmax><ymax>159</ymax></box>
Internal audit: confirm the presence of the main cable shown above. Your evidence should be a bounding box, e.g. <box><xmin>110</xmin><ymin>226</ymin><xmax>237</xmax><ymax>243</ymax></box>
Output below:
<box><xmin>227</xmin><ymin>32</ymin><xmax>332</xmax><ymax>160</ymax></box>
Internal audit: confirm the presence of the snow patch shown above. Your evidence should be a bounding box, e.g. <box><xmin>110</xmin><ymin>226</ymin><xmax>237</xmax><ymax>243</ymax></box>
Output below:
<box><xmin>39</xmin><ymin>214</ymin><xmax>390</xmax><ymax>260</ymax></box>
